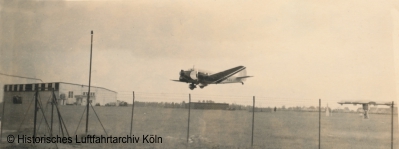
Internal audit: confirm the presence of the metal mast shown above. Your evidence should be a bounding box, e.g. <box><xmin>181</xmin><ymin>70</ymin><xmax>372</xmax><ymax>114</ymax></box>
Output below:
<box><xmin>86</xmin><ymin>30</ymin><xmax>93</xmax><ymax>134</ymax></box>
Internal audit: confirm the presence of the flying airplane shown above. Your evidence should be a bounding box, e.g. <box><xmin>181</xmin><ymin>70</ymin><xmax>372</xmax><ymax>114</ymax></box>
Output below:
<box><xmin>171</xmin><ymin>66</ymin><xmax>253</xmax><ymax>90</ymax></box>
<box><xmin>337</xmin><ymin>100</ymin><xmax>394</xmax><ymax>119</ymax></box>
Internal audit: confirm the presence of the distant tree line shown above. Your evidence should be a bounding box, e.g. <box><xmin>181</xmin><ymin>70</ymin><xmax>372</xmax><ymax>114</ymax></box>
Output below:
<box><xmin>132</xmin><ymin>100</ymin><xmax>216</xmax><ymax>108</ymax></box>
<box><xmin>116</xmin><ymin>101</ymin><xmax>397</xmax><ymax>114</ymax></box>
<box><xmin>128</xmin><ymin>101</ymin><xmax>330</xmax><ymax>112</ymax></box>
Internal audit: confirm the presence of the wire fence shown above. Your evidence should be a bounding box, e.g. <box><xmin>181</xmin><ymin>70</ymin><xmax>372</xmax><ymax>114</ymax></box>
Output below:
<box><xmin>101</xmin><ymin>92</ymin><xmax>399</xmax><ymax>148</ymax></box>
<box><xmin>1</xmin><ymin>91</ymin><xmax>397</xmax><ymax>148</ymax></box>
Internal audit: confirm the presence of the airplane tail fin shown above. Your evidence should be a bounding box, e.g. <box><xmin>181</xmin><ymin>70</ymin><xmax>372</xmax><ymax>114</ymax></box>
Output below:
<box><xmin>236</xmin><ymin>76</ymin><xmax>253</xmax><ymax>80</ymax></box>
<box><xmin>237</xmin><ymin>69</ymin><xmax>252</xmax><ymax>81</ymax></box>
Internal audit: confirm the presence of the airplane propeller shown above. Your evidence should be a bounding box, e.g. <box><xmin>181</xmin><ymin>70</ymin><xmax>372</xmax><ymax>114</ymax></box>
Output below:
<box><xmin>187</xmin><ymin>65</ymin><xmax>197</xmax><ymax>80</ymax></box>
<box><xmin>190</xmin><ymin>70</ymin><xmax>197</xmax><ymax>80</ymax></box>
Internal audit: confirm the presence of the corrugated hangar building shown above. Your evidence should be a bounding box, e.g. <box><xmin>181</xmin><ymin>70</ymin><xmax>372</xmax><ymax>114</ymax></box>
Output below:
<box><xmin>2</xmin><ymin>82</ymin><xmax>117</xmax><ymax>134</ymax></box>
<box><xmin>3</xmin><ymin>82</ymin><xmax>117</xmax><ymax>106</ymax></box>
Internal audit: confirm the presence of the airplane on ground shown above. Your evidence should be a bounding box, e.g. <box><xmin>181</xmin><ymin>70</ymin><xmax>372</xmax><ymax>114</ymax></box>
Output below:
<box><xmin>171</xmin><ymin>66</ymin><xmax>253</xmax><ymax>90</ymax></box>
<box><xmin>337</xmin><ymin>100</ymin><xmax>394</xmax><ymax>119</ymax></box>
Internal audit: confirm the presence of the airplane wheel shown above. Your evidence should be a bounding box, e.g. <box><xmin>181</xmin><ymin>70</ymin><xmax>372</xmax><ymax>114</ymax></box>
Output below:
<box><xmin>189</xmin><ymin>84</ymin><xmax>196</xmax><ymax>90</ymax></box>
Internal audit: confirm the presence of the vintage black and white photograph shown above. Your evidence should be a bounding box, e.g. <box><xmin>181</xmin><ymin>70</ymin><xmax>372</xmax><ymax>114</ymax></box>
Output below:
<box><xmin>1</xmin><ymin>0</ymin><xmax>399</xmax><ymax>148</ymax></box>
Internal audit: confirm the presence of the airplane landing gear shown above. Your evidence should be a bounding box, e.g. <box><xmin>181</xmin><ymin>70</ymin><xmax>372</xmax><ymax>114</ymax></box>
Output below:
<box><xmin>363</xmin><ymin>110</ymin><xmax>369</xmax><ymax>119</ymax></box>
<box><xmin>189</xmin><ymin>83</ymin><xmax>196</xmax><ymax>90</ymax></box>
<box><xmin>362</xmin><ymin>104</ymin><xmax>369</xmax><ymax>119</ymax></box>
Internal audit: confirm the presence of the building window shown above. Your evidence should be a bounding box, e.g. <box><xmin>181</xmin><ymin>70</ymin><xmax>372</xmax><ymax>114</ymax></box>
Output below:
<box><xmin>60</xmin><ymin>93</ymin><xmax>66</xmax><ymax>99</ymax></box>
<box><xmin>48</xmin><ymin>83</ymin><xmax>52</xmax><ymax>90</ymax></box>
<box><xmin>55</xmin><ymin>83</ymin><xmax>59</xmax><ymax>91</ymax></box>
<box><xmin>41</xmin><ymin>83</ymin><xmax>45</xmax><ymax>91</ymax></box>
<box><xmin>13</xmin><ymin>85</ymin><xmax>17</xmax><ymax>91</ymax></box>
<box><xmin>25</xmin><ymin>84</ymin><xmax>32</xmax><ymax>91</ymax></box>
<box><xmin>34</xmin><ymin>84</ymin><xmax>39</xmax><ymax>91</ymax></box>
<box><xmin>13</xmin><ymin>95</ymin><xmax>22</xmax><ymax>104</ymax></box>
<box><xmin>4</xmin><ymin>85</ymin><xmax>7</xmax><ymax>91</ymax></box>
<box><xmin>68</xmin><ymin>91</ymin><xmax>74</xmax><ymax>98</ymax></box>
<box><xmin>8</xmin><ymin>85</ymin><xmax>12</xmax><ymax>91</ymax></box>
<box><xmin>19</xmin><ymin>85</ymin><xmax>23</xmax><ymax>91</ymax></box>
<box><xmin>83</xmin><ymin>92</ymin><xmax>95</xmax><ymax>97</ymax></box>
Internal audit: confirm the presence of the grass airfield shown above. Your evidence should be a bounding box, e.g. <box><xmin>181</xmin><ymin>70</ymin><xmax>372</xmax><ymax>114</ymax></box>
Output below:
<box><xmin>2</xmin><ymin>106</ymin><xmax>398</xmax><ymax>149</ymax></box>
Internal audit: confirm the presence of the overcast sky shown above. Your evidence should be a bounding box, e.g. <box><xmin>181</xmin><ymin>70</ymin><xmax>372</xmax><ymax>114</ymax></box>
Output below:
<box><xmin>1</xmin><ymin>0</ymin><xmax>399</xmax><ymax>109</ymax></box>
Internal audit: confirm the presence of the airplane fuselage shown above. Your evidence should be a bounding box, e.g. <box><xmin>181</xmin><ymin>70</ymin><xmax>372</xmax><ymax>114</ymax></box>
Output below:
<box><xmin>173</xmin><ymin>66</ymin><xmax>252</xmax><ymax>90</ymax></box>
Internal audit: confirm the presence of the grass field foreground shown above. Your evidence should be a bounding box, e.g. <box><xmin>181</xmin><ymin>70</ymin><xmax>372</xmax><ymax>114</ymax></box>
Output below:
<box><xmin>2</xmin><ymin>106</ymin><xmax>398</xmax><ymax>149</ymax></box>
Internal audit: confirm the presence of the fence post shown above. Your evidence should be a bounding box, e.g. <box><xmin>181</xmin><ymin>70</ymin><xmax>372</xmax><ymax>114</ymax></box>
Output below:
<box><xmin>33</xmin><ymin>90</ymin><xmax>38</xmax><ymax>137</ymax></box>
<box><xmin>251</xmin><ymin>96</ymin><xmax>255</xmax><ymax>147</ymax></box>
<box><xmin>187</xmin><ymin>94</ymin><xmax>191</xmax><ymax>143</ymax></box>
<box><xmin>392</xmin><ymin>101</ymin><xmax>394</xmax><ymax>149</ymax></box>
<box><xmin>319</xmin><ymin>99</ymin><xmax>321</xmax><ymax>149</ymax></box>
<box><xmin>130</xmin><ymin>91</ymin><xmax>135</xmax><ymax>136</ymax></box>
<box><xmin>0</xmin><ymin>88</ymin><xmax>5</xmax><ymax>142</ymax></box>
<box><xmin>51</xmin><ymin>88</ymin><xmax>54</xmax><ymax>137</ymax></box>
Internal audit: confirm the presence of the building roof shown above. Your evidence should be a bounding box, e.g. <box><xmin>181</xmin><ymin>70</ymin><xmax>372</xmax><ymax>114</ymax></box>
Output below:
<box><xmin>4</xmin><ymin>82</ymin><xmax>117</xmax><ymax>93</ymax></box>
<box><xmin>58</xmin><ymin>82</ymin><xmax>117</xmax><ymax>93</ymax></box>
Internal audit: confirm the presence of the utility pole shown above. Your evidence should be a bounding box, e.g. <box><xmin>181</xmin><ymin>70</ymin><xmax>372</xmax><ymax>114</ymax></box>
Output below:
<box><xmin>86</xmin><ymin>30</ymin><xmax>93</xmax><ymax>134</ymax></box>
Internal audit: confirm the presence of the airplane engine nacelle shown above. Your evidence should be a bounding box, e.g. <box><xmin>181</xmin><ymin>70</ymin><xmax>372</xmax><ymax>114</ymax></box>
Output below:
<box><xmin>189</xmin><ymin>71</ymin><xmax>197</xmax><ymax>80</ymax></box>
<box><xmin>197</xmin><ymin>73</ymin><xmax>206</xmax><ymax>80</ymax></box>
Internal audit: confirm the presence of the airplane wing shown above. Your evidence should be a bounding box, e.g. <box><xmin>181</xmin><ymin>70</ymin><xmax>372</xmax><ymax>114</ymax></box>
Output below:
<box><xmin>171</xmin><ymin>80</ymin><xmax>186</xmax><ymax>83</ymax></box>
<box><xmin>209</xmin><ymin>66</ymin><xmax>246</xmax><ymax>84</ymax></box>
